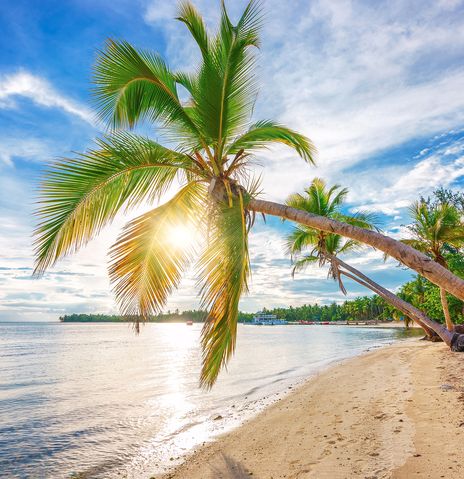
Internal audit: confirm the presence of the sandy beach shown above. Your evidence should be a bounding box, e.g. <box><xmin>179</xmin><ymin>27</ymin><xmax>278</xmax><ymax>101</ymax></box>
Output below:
<box><xmin>159</xmin><ymin>340</ymin><xmax>464</xmax><ymax>479</ymax></box>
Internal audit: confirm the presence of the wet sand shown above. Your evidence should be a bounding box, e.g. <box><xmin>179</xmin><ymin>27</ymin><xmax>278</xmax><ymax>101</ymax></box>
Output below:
<box><xmin>157</xmin><ymin>341</ymin><xmax>464</xmax><ymax>479</ymax></box>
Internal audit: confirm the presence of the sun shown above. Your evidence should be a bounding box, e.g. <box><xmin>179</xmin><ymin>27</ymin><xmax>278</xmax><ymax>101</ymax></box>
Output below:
<box><xmin>166</xmin><ymin>224</ymin><xmax>198</xmax><ymax>250</ymax></box>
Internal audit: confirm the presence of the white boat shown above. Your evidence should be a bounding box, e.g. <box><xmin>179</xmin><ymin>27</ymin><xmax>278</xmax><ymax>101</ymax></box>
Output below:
<box><xmin>251</xmin><ymin>313</ymin><xmax>286</xmax><ymax>325</ymax></box>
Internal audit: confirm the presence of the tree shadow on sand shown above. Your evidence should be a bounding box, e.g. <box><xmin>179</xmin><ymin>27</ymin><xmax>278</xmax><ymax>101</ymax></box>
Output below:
<box><xmin>208</xmin><ymin>454</ymin><xmax>256</xmax><ymax>479</ymax></box>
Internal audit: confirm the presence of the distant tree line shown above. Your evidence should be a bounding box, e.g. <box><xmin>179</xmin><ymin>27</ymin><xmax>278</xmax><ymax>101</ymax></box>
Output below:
<box><xmin>59</xmin><ymin>296</ymin><xmax>402</xmax><ymax>324</ymax></box>
<box><xmin>60</xmin><ymin>309</ymin><xmax>207</xmax><ymax>323</ymax></box>
<box><xmin>61</xmin><ymin>283</ymin><xmax>464</xmax><ymax>325</ymax></box>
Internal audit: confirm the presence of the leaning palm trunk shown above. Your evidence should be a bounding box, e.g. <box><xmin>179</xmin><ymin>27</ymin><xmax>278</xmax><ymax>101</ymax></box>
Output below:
<box><xmin>341</xmin><ymin>270</ymin><xmax>436</xmax><ymax>338</ymax></box>
<box><xmin>248</xmin><ymin>198</ymin><xmax>464</xmax><ymax>302</ymax></box>
<box><xmin>331</xmin><ymin>258</ymin><xmax>442</xmax><ymax>342</ymax></box>
<box><xmin>440</xmin><ymin>287</ymin><xmax>454</xmax><ymax>331</ymax></box>
<box><xmin>330</xmin><ymin>256</ymin><xmax>458</xmax><ymax>347</ymax></box>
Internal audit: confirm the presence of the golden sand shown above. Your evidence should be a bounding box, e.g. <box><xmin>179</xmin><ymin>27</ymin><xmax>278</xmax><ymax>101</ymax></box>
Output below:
<box><xmin>159</xmin><ymin>341</ymin><xmax>464</xmax><ymax>479</ymax></box>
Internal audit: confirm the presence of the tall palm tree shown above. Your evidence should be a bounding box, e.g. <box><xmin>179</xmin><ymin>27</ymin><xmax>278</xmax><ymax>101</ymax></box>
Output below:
<box><xmin>34</xmin><ymin>1</ymin><xmax>316</xmax><ymax>387</ymax></box>
<box><xmin>285</xmin><ymin>179</ymin><xmax>444</xmax><ymax>341</ymax></box>
<box><xmin>34</xmin><ymin>0</ymin><xmax>464</xmax><ymax>388</ymax></box>
<box><xmin>402</xmin><ymin>200</ymin><xmax>464</xmax><ymax>331</ymax></box>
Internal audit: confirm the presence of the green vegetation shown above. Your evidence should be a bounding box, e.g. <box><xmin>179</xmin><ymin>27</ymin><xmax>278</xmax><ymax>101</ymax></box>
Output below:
<box><xmin>58</xmin><ymin>295</ymin><xmax>416</xmax><ymax>324</ymax></box>
<box><xmin>284</xmin><ymin>181</ymin><xmax>464</xmax><ymax>339</ymax></box>
<box><xmin>60</xmin><ymin>310</ymin><xmax>207</xmax><ymax>323</ymax></box>
<box><xmin>399</xmin><ymin>197</ymin><xmax>464</xmax><ymax>330</ymax></box>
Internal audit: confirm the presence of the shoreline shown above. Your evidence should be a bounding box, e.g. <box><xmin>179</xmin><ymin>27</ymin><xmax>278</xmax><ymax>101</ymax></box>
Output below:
<box><xmin>157</xmin><ymin>340</ymin><xmax>463</xmax><ymax>479</ymax></box>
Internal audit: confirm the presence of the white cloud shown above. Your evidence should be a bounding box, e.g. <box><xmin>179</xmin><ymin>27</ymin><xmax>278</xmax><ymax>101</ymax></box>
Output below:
<box><xmin>0</xmin><ymin>71</ymin><xmax>94</xmax><ymax>124</ymax></box>
<box><xmin>0</xmin><ymin>137</ymin><xmax>53</xmax><ymax>166</ymax></box>
<box><xmin>347</xmin><ymin>143</ymin><xmax>464</xmax><ymax>215</ymax></box>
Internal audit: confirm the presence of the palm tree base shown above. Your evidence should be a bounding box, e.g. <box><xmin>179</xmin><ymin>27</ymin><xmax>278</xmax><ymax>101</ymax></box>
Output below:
<box><xmin>450</xmin><ymin>333</ymin><xmax>464</xmax><ymax>352</ymax></box>
<box><xmin>420</xmin><ymin>332</ymin><xmax>443</xmax><ymax>342</ymax></box>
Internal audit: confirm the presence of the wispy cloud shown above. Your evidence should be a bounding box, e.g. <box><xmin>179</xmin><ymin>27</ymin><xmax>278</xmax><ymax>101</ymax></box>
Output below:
<box><xmin>347</xmin><ymin>136</ymin><xmax>464</xmax><ymax>215</ymax></box>
<box><xmin>143</xmin><ymin>1</ymin><xmax>464</xmax><ymax>201</ymax></box>
<box><xmin>0</xmin><ymin>71</ymin><xmax>94</xmax><ymax>124</ymax></box>
<box><xmin>0</xmin><ymin>137</ymin><xmax>53</xmax><ymax>166</ymax></box>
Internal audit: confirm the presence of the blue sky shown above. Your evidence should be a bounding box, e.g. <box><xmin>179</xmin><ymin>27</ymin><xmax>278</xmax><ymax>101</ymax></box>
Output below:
<box><xmin>1</xmin><ymin>0</ymin><xmax>464</xmax><ymax>320</ymax></box>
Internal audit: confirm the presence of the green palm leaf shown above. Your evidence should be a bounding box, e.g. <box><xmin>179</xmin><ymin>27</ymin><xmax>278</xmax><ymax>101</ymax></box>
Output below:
<box><xmin>285</xmin><ymin>225</ymin><xmax>319</xmax><ymax>256</ymax></box>
<box><xmin>226</xmin><ymin>120</ymin><xmax>316</xmax><ymax>165</ymax></box>
<box><xmin>285</xmin><ymin>178</ymin><xmax>379</xmax><ymax>290</ymax></box>
<box><xmin>197</xmin><ymin>193</ymin><xmax>250</xmax><ymax>388</ymax></box>
<box><xmin>34</xmin><ymin>133</ymin><xmax>192</xmax><ymax>275</ymax></box>
<box><xmin>292</xmin><ymin>254</ymin><xmax>319</xmax><ymax>275</ymax></box>
<box><xmin>93</xmin><ymin>39</ymin><xmax>202</xmax><ymax>148</ymax></box>
<box><xmin>176</xmin><ymin>1</ymin><xmax>209</xmax><ymax>57</ymax></box>
<box><xmin>189</xmin><ymin>0</ymin><xmax>262</xmax><ymax>156</ymax></box>
<box><xmin>109</xmin><ymin>182</ymin><xmax>207</xmax><ymax>330</ymax></box>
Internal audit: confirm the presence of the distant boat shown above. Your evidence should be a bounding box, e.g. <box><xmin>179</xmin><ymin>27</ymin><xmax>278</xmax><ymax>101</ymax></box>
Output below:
<box><xmin>299</xmin><ymin>320</ymin><xmax>314</xmax><ymax>325</ymax></box>
<box><xmin>251</xmin><ymin>313</ymin><xmax>286</xmax><ymax>326</ymax></box>
<box><xmin>186</xmin><ymin>321</ymin><xmax>193</xmax><ymax>326</ymax></box>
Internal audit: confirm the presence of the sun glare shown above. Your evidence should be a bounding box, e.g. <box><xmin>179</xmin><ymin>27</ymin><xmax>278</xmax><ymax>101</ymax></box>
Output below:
<box><xmin>166</xmin><ymin>224</ymin><xmax>197</xmax><ymax>250</ymax></box>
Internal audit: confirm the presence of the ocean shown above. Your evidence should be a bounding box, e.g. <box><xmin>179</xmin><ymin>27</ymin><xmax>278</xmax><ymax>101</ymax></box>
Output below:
<box><xmin>0</xmin><ymin>322</ymin><xmax>416</xmax><ymax>478</ymax></box>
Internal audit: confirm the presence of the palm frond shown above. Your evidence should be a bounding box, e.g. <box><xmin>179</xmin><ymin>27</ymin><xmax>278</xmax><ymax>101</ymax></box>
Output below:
<box><xmin>109</xmin><ymin>182</ymin><xmax>206</xmax><ymax>330</ymax></box>
<box><xmin>197</xmin><ymin>193</ymin><xmax>250</xmax><ymax>388</ymax></box>
<box><xmin>343</xmin><ymin>210</ymin><xmax>381</xmax><ymax>232</ymax></box>
<box><xmin>190</xmin><ymin>0</ymin><xmax>263</xmax><ymax>155</ymax></box>
<box><xmin>292</xmin><ymin>254</ymin><xmax>319</xmax><ymax>276</ymax></box>
<box><xmin>285</xmin><ymin>179</ymin><xmax>378</xmax><ymax>289</ymax></box>
<box><xmin>33</xmin><ymin>133</ymin><xmax>192</xmax><ymax>275</ymax></box>
<box><xmin>285</xmin><ymin>225</ymin><xmax>318</xmax><ymax>256</ymax></box>
<box><xmin>226</xmin><ymin>120</ymin><xmax>316</xmax><ymax>164</ymax></box>
<box><xmin>93</xmin><ymin>39</ymin><xmax>201</xmax><ymax>147</ymax></box>
<box><xmin>176</xmin><ymin>1</ymin><xmax>209</xmax><ymax>57</ymax></box>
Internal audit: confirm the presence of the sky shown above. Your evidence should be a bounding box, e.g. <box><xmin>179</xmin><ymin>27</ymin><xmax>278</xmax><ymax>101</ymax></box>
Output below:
<box><xmin>1</xmin><ymin>0</ymin><xmax>464</xmax><ymax>321</ymax></box>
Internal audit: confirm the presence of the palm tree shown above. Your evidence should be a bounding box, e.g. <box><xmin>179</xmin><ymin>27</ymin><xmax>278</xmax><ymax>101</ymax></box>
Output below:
<box><xmin>33</xmin><ymin>0</ymin><xmax>464</xmax><ymax>388</ymax></box>
<box><xmin>285</xmin><ymin>179</ymin><xmax>444</xmax><ymax>341</ymax></box>
<box><xmin>34</xmin><ymin>1</ymin><xmax>316</xmax><ymax>388</ymax></box>
<box><xmin>402</xmin><ymin>200</ymin><xmax>464</xmax><ymax>331</ymax></box>
<box><xmin>285</xmin><ymin>178</ymin><xmax>375</xmax><ymax>295</ymax></box>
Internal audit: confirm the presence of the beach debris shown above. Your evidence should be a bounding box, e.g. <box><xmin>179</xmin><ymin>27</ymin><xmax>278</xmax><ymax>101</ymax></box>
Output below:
<box><xmin>213</xmin><ymin>414</ymin><xmax>223</xmax><ymax>421</ymax></box>
<box><xmin>440</xmin><ymin>384</ymin><xmax>454</xmax><ymax>391</ymax></box>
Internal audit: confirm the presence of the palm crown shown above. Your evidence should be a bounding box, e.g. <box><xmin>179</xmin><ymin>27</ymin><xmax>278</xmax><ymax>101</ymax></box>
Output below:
<box><xmin>33</xmin><ymin>0</ymin><xmax>315</xmax><ymax>387</ymax></box>
<box><xmin>285</xmin><ymin>178</ymin><xmax>378</xmax><ymax>292</ymax></box>
<box><xmin>403</xmin><ymin>200</ymin><xmax>464</xmax><ymax>266</ymax></box>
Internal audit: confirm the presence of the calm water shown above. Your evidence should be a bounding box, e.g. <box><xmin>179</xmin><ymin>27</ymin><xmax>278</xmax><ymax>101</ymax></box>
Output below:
<box><xmin>0</xmin><ymin>322</ymin><xmax>416</xmax><ymax>478</ymax></box>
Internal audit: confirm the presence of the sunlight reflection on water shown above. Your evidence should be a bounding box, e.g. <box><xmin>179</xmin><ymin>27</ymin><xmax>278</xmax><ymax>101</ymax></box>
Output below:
<box><xmin>0</xmin><ymin>322</ymin><xmax>418</xmax><ymax>478</ymax></box>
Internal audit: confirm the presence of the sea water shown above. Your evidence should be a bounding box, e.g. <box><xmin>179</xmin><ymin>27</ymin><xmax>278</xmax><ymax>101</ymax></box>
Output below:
<box><xmin>0</xmin><ymin>322</ymin><xmax>417</xmax><ymax>478</ymax></box>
